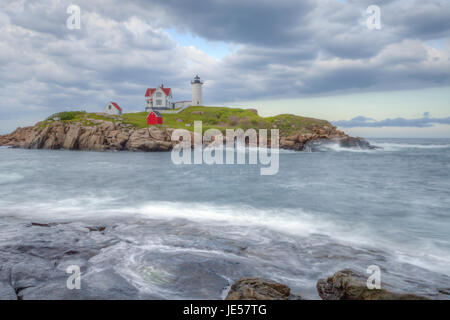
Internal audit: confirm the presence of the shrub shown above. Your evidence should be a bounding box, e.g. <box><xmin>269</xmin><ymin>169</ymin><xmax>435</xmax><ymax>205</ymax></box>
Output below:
<box><xmin>239</xmin><ymin>118</ymin><xmax>252</xmax><ymax>130</ymax></box>
<box><xmin>207</xmin><ymin>118</ymin><xmax>219</xmax><ymax>125</ymax></box>
<box><xmin>228</xmin><ymin>116</ymin><xmax>239</xmax><ymax>126</ymax></box>
<box><xmin>47</xmin><ymin>111</ymin><xmax>86</xmax><ymax>121</ymax></box>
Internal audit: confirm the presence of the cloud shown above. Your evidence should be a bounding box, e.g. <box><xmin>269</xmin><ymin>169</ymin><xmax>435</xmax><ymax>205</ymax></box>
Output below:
<box><xmin>0</xmin><ymin>0</ymin><xmax>449</xmax><ymax>134</ymax></box>
<box><xmin>333</xmin><ymin>113</ymin><xmax>450</xmax><ymax>128</ymax></box>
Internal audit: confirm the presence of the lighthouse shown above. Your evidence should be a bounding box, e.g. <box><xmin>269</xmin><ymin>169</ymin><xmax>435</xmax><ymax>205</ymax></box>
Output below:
<box><xmin>191</xmin><ymin>75</ymin><xmax>203</xmax><ymax>106</ymax></box>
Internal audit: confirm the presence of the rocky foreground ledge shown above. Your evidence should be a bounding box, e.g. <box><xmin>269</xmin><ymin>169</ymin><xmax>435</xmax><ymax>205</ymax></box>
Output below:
<box><xmin>226</xmin><ymin>270</ymin><xmax>429</xmax><ymax>300</ymax></box>
<box><xmin>0</xmin><ymin>118</ymin><xmax>374</xmax><ymax>152</ymax></box>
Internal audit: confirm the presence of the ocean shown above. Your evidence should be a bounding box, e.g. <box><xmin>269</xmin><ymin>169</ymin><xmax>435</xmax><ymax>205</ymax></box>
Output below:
<box><xmin>0</xmin><ymin>138</ymin><xmax>449</xmax><ymax>299</ymax></box>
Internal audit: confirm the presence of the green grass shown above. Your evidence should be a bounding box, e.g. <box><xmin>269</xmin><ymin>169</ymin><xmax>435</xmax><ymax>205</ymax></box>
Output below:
<box><xmin>41</xmin><ymin>106</ymin><xmax>332</xmax><ymax>136</ymax></box>
<box><xmin>46</xmin><ymin>111</ymin><xmax>87</xmax><ymax>121</ymax></box>
<box><xmin>122</xmin><ymin>106</ymin><xmax>331</xmax><ymax>135</ymax></box>
<box><xmin>41</xmin><ymin>110</ymin><xmax>122</xmax><ymax>128</ymax></box>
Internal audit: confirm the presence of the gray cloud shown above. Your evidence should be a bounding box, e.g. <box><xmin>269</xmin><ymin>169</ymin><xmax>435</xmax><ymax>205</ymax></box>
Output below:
<box><xmin>146</xmin><ymin>0</ymin><xmax>316</xmax><ymax>46</ymax></box>
<box><xmin>333</xmin><ymin>113</ymin><xmax>450</xmax><ymax>128</ymax></box>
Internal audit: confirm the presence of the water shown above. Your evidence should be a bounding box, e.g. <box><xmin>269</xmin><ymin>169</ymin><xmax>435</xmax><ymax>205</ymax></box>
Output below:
<box><xmin>0</xmin><ymin>138</ymin><xmax>449</xmax><ymax>299</ymax></box>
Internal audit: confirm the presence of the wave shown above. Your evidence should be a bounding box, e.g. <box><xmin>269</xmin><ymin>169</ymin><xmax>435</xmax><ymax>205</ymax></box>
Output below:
<box><xmin>2</xmin><ymin>198</ymin><xmax>449</xmax><ymax>276</ymax></box>
<box><xmin>209</xmin><ymin>146</ymin><xmax>297</xmax><ymax>154</ymax></box>
<box><xmin>0</xmin><ymin>172</ymin><xmax>24</xmax><ymax>184</ymax></box>
<box><xmin>318</xmin><ymin>142</ymin><xmax>450</xmax><ymax>153</ymax></box>
<box><xmin>371</xmin><ymin>142</ymin><xmax>450</xmax><ymax>151</ymax></box>
<box><xmin>0</xmin><ymin>199</ymin><xmax>324</xmax><ymax>236</ymax></box>
<box><xmin>313</xmin><ymin>143</ymin><xmax>378</xmax><ymax>153</ymax></box>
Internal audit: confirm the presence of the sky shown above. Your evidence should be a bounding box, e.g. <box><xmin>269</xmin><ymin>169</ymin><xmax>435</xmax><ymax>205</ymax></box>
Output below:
<box><xmin>0</xmin><ymin>0</ymin><xmax>449</xmax><ymax>137</ymax></box>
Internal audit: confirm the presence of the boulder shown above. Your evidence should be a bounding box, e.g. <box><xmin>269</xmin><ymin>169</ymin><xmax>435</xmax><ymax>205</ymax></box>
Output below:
<box><xmin>317</xmin><ymin>269</ymin><xmax>428</xmax><ymax>300</ymax></box>
<box><xmin>108</xmin><ymin>131</ymin><xmax>130</xmax><ymax>149</ymax></box>
<box><xmin>148</xmin><ymin>127</ymin><xmax>167</xmax><ymax>141</ymax></box>
<box><xmin>280</xmin><ymin>139</ymin><xmax>296</xmax><ymax>148</ymax></box>
<box><xmin>54</xmin><ymin>124</ymin><xmax>65</xmax><ymax>144</ymax></box>
<box><xmin>43</xmin><ymin>135</ymin><xmax>59</xmax><ymax>149</ymax></box>
<box><xmin>286</xmin><ymin>134</ymin><xmax>299</xmax><ymax>142</ymax></box>
<box><xmin>226</xmin><ymin>278</ymin><xmax>291</xmax><ymax>300</ymax></box>
<box><xmin>62</xmin><ymin>125</ymin><xmax>81</xmax><ymax>150</ymax></box>
<box><xmin>126</xmin><ymin>131</ymin><xmax>162</xmax><ymax>151</ymax></box>
<box><xmin>100</xmin><ymin>121</ymin><xmax>115</xmax><ymax>131</ymax></box>
<box><xmin>27</xmin><ymin>126</ymin><xmax>50</xmax><ymax>149</ymax></box>
<box><xmin>337</xmin><ymin>136</ymin><xmax>375</xmax><ymax>149</ymax></box>
<box><xmin>153</xmin><ymin>140</ymin><xmax>172</xmax><ymax>151</ymax></box>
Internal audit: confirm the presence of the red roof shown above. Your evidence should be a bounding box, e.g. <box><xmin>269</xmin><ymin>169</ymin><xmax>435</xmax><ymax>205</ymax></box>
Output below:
<box><xmin>145</xmin><ymin>86</ymin><xmax>171</xmax><ymax>97</ymax></box>
<box><xmin>148</xmin><ymin>111</ymin><xmax>162</xmax><ymax>118</ymax></box>
<box><xmin>110</xmin><ymin>102</ymin><xmax>122</xmax><ymax>112</ymax></box>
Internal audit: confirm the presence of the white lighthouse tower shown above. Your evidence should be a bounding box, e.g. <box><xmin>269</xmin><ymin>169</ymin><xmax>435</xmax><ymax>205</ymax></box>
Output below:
<box><xmin>191</xmin><ymin>75</ymin><xmax>203</xmax><ymax>106</ymax></box>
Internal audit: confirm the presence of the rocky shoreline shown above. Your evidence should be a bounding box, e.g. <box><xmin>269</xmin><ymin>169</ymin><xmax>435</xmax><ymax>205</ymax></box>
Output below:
<box><xmin>0</xmin><ymin>119</ymin><xmax>375</xmax><ymax>152</ymax></box>
<box><xmin>0</xmin><ymin>218</ymin><xmax>441</xmax><ymax>300</ymax></box>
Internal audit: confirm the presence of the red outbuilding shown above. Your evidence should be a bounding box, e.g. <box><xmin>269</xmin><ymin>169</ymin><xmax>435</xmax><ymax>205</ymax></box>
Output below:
<box><xmin>147</xmin><ymin>111</ymin><xmax>163</xmax><ymax>125</ymax></box>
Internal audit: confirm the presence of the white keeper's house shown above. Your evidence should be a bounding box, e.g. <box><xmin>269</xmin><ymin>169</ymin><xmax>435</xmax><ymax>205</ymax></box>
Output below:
<box><xmin>145</xmin><ymin>75</ymin><xmax>204</xmax><ymax>112</ymax></box>
<box><xmin>103</xmin><ymin>101</ymin><xmax>122</xmax><ymax>115</ymax></box>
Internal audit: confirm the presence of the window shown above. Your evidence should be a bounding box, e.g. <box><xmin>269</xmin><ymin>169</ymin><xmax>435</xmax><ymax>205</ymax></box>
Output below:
<box><xmin>109</xmin><ymin>105</ymin><xmax>111</xmax><ymax>109</ymax></box>
<box><xmin>156</xmin><ymin>92</ymin><xmax>162</xmax><ymax>97</ymax></box>
<box><xmin>156</xmin><ymin>100</ymin><xmax>162</xmax><ymax>106</ymax></box>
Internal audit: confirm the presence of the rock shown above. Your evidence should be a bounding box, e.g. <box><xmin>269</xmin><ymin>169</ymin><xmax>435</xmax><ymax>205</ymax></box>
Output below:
<box><xmin>191</xmin><ymin>111</ymin><xmax>204</xmax><ymax>115</ymax></box>
<box><xmin>72</xmin><ymin>268</ymin><xmax>141</xmax><ymax>300</ymax></box>
<box><xmin>100</xmin><ymin>121</ymin><xmax>115</xmax><ymax>131</ymax></box>
<box><xmin>148</xmin><ymin>127</ymin><xmax>167</xmax><ymax>141</ymax></box>
<box><xmin>280</xmin><ymin>139</ymin><xmax>296</xmax><ymax>148</ymax></box>
<box><xmin>43</xmin><ymin>135</ymin><xmax>59</xmax><ymax>149</ymax></box>
<box><xmin>226</xmin><ymin>278</ymin><xmax>291</xmax><ymax>300</ymax></box>
<box><xmin>26</xmin><ymin>126</ymin><xmax>49</xmax><ymax>149</ymax></box>
<box><xmin>156</xmin><ymin>141</ymin><xmax>173</xmax><ymax>151</ymax></box>
<box><xmin>30</xmin><ymin>222</ymin><xmax>57</xmax><ymax>227</ymax></box>
<box><xmin>286</xmin><ymin>134</ymin><xmax>299</xmax><ymax>142</ymax></box>
<box><xmin>279</xmin><ymin>138</ymin><xmax>303</xmax><ymax>151</ymax></box>
<box><xmin>337</xmin><ymin>136</ymin><xmax>376</xmax><ymax>149</ymax></box>
<box><xmin>126</xmin><ymin>129</ymin><xmax>161</xmax><ymax>151</ymax></box>
<box><xmin>86</xmin><ymin>226</ymin><xmax>106</xmax><ymax>232</ymax></box>
<box><xmin>247</xmin><ymin>108</ymin><xmax>258</xmax><ymax>115</ymax></box>
<box><xmin>0</xmin><ymin>282</ymin><xmax>17</xmax><ymax>300</ymax></box>
<box><xmin>317</xmin><ymin>269</ymin><xmax>428</xmax><ymax>300</ymax></box>
<box><xmin>79</xmin><ymin>131</ymin><xmax>105</xmax><ymax>150</ymax></box>
<box><xmin>62</xmin><ymin>125</ymin><xmax>81</xmax><ymax>150</ymax></box>
<box><xmin>11</xmin><ymin>259</ymin><xmax>56</xmax><ymax>299</ymax></box>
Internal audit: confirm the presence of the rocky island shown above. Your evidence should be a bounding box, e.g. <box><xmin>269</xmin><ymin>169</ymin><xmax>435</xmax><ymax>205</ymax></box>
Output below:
<box><xmin>0</xmin><ymin>107</ymin><xmax>374</xmax><ymax>152</ymax></box>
